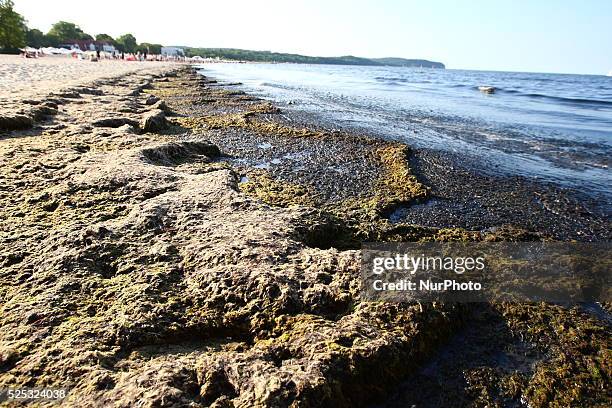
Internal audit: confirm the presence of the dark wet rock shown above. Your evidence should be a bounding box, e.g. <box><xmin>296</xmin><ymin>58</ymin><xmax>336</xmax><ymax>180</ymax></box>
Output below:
<box><xmin>145</xmin><ymin>95</ymin><xmax>160</xmax><ymax>105</ymax></box>
<box><xmin>42</xmin><ymin>101</ymin><xmax>59</xmax><ymax>110</ymax></box>
<box><xmin>140</xmin><ymin>109</ymin><xmax>168</xmax><ymax>132</ymax></box>
<box><xmin>478</xmin><ymin>86</ymin><xmax>496</xmax><ymax>94</ymax></box>
<box><xmin>128</xmin><ymin>87</ymin><xmax>143</xmax><ymax>96</ymax></box>
<box><xmin>53</xmin><ymin>90</ymin><xmax>81</xmax><ymax>99</ymax></box>
<box><xmin>0</xmin><ymin>114</ymin><xmax>33</xmax><ymax>131</ymax></box>
<box><xmin>30</xmin><ymin>105</ymin><xmax>58</xmax><ymax>120</ymax></box>
<box><xmin>73</xmin><ymin>87</ymin><xmax>104</xmax><ymax>96</ymax></box>
<box><xmin>129</xmin><ymin>81</ymin><xmax>153</xmax><ymax>96</ymax></box>
<box><xmin>44</xmin><ymin>98</ymin><xmax>66</xmax><ymax>107</ymax></box>
<box><xmin>92</xmin><ymin>117</ymin><xmax>139</xmax><ymax>128</ymax></box>
<box><xmin>141</xmin><ymin>141</ymin><xmax>221</xmax><ymax>166</ymax></box>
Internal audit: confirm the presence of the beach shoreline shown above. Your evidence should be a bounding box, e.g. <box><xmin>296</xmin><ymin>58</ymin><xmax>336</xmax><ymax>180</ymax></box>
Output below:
<box><xmin>0</xmin><ymin>64</ymin><xmax>610</xmax><ymax>407</ymax></box>
<box><xmin>197</xmin><ymin>61</ymin><xmax>612</xmax><ymax>211</ymax></box>
<box><xmin>192</xmin><ymin>66</ymin><xmax>609</xmax><ymax>241</ymax></box>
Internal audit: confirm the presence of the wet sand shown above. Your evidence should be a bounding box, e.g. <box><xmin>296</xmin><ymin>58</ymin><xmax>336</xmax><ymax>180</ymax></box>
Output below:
<box><xmin>275</xmin><ymin>105</ymin><xmax>610</xmax><ymax>241</ymax></box>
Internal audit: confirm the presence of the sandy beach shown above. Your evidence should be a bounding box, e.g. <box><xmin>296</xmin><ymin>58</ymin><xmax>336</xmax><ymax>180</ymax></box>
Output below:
<box><xmin>0</xmin><ymin>60</ymin><xmax>609</xmax><ymax>407</ymax></box>
<box><xmin>0</xmin><ymin>54</ymin><xmax>177</xmax><ymax>100</ymax></box>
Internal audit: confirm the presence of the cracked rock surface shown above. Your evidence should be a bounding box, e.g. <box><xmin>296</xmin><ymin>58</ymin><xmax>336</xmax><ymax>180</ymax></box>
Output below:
<box><xmin>0</xmin><ymin>67</ymin><xmax>609</xmax><ymax>408</ymax></box>
<box><xmin>0</xmin><ymin>68</ymin><xmax>461</xmax><ymax>408</ymax></box>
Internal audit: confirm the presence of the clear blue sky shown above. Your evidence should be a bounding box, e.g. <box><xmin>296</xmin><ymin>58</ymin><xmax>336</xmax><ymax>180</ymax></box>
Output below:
<box><xmin>14</xmin><ymin>0</ymin><xmax>612</xmax><ymax>74</ymax></box>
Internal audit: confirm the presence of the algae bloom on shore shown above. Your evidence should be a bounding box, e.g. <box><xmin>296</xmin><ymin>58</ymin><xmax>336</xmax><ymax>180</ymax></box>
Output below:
<box><xmin>0</xmin><ymin>56</ymin><xmax>610</xmax><ymax>408</ymax></box>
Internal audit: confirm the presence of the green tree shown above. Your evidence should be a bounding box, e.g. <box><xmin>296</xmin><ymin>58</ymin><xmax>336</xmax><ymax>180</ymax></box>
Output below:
<box><xmin>116</xmin><ymin>33</ymin><xmax>137</xmax><ymax>53</ymax></box>
<box><xmin>0</xmin><ymin>0</ymin><xmax>26</xmax><ymax>51</ymax></box>
<box><xmin>25</xmin><ymin>28</ymin><xmax>44</xmax><ymax>47</ymax></box>
<box><xmin>43</xmin><ymin>33</ymin><xmax>59</xmax><ymax>47</ymax></box>
<box><xmin>137</xmin><ymin>42</ymin><xmax>162</xmax><ymax>54</ymax></box>
<box><xmin>95</xmin><ymin>33</ymin><xmax>114</xmax><ymax>43</ymax></box>
<box><xmin>47</xmin><ymin>21</ymin><xmax>91</xmax><ymax>43</ymax></box>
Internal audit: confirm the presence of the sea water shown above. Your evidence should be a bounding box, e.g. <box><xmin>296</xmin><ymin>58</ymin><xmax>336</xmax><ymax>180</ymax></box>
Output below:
<box><xmin>197</xmin><ymin>63</ymin><xmax>611</xmax><ymax>205</ymax></box>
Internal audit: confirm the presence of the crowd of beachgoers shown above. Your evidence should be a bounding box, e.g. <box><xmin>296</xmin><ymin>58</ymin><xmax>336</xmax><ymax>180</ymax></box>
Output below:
<box><xmin>18</xmin><ymin>47</ymin><xmax>203</xmax><ymax>63</ymax></box>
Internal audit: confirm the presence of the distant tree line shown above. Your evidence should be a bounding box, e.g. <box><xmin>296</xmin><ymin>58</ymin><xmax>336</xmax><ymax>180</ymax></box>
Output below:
<box><xmin>0</xmin><ymin>0</ymin><xmax>25</xmax><ymax>52</ymax></box>
<box><xmin>0</xmin><ymin>1</ymin><xmax>162</xmax><ymax>54</ymax></box>
<box><xmin>185</xmin><ymin>48</ymin><xmax>377</xmax><ymax>65</ymax></box>
<box><xmin>185</xmin><ymin>48</ymin><xmax>445</xmax><ymax>68</ymax></box>
<box><xmin>1</xmin><ymin>1</ymin><xmax>445</xmax><ymax>67</ymax></box>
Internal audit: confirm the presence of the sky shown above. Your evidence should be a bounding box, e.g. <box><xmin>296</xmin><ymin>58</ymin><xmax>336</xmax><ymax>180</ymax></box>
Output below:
<box><xmin>13</xmin><ymin>0</ymin><xmax>612</xmax><ymax>75</ymax></box>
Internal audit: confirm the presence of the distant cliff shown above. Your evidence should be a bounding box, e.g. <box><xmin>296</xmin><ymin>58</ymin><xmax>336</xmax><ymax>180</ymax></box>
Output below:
<box><xmin>185</xmin><ymin>48</ymin><xmax>445</xmax><ymax>68</ymax></box>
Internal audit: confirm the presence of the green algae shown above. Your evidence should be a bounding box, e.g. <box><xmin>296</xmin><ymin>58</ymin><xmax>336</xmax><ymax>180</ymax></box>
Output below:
<box><xmin>373</xmin><ymin>144</ymin><xmax>429</xmax><ymax>211</ymax></box>
<box><xmin>172</xmin><ymin>112</ymin><xmax>323</xmax><ymax>138</ymax></box>
<box><xmin>245</xmin><ymin>102</ymin><xmax>281</xmax><ymax>114</ymax></box>
<box><xmin>248</xmin><ymin>304</ymin><xmax>466</xmax><ymax>407</ymax></box>
<box><xmin>167</xmin><ymin>69</ymin><xmax>611</xmax><ymax>407</ymax></box>
<box><xmin>238</xmin><ymin>170</ymin><xmax>319</xmax><ymax>208</ymax></box>
<box><xmin>495</xmin><ymin>302</ymin><xmax>611</xmax><ymax>407</ymax></box>
<box><xmin>79</xmin><ymin>69</ymin><xmax>609</xmax><ymax>406</ymax></box>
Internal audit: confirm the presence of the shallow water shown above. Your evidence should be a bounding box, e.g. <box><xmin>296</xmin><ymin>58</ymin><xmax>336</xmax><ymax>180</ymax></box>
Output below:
<box><xmin>197</xmin><ymin>63</ymin><xmax>611</xmax><ymax>206</ymax></box>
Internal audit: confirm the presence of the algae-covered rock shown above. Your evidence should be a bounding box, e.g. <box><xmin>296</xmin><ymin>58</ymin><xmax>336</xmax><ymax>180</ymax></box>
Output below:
<box><xmin>145</xmin><ymin>95</ymin><xmax>160</xmax><ymax>105</ymax></box>
<box><xmin>0</xmin><ymin>68</ymin><xmax>465</xmax><ymax>407</ymax></box>
<box><xmin>239</xmin><ymin>170</ymin><xmax>318</xmax><ymax>207</ymax></box>
<box><xmin>141</xmin><ymin>141</ymin><xmax>221</xmax><ymax>166</ymax></box>
<box><xmin>140</xmin><ymin>109</ymin><xmax>168</xmax><ymax>132</ymax></box>
<box><xmin>150</xmin><ymin>99</ymin><xmax>170</xmax><ymax>113</ymax></box>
